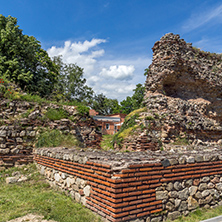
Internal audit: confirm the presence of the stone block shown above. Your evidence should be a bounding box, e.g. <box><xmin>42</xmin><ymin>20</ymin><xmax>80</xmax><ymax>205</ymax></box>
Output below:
<box><xmin>0</xmin><ymin>148</ymin><xmax>10</xmax><ymax>154</ymax></box>
<box><xmin>0</xmin><ymin>131</ymin><xmax>7</xmax><ymax>137</ymax></box>
<box><xmin>83</xmin><ymin>185</ymin><xmax>91</xmax><ymax>197</ymax></box>
<box><xmin>54</xmin><ymin>173</ymin><xmax>61</xmax><ymax>182</ymax></box>
<box><xmin>187</xmin><ymin>196</ymin><xmax>199</xmax><ymax>210</ymax></box>
<box><xmin>167</xmin><ymin>211</ymin><xmax>181</xmax><ymax>221</ymax></box>
<box><xmin>216</xmin><ymin>183</ymin><xmax>222</xmax><ymax>191</ymax></box>
<box><xmin>178</xmin><ymin>188</ymin><xmax>189</xmax><ymax>200</ymax></box>
<box><xmin>189</xmin><ymin>186</ymin><xmax>197</xmax><ymax>196</ymax></box>
<box><xmin>75</xmin><ymin>192</ymin><xmax>81</xmax><ymax>203</ymax></box>
<box><xmin>151</xmin><ymin>216</ymin><xmax>162</xmax><ymax>222</ymax></box>
<box><xmin>156</xmin><ymin>190</ymin><xmax>168</xmax><ymax>200</ymax></box>
<box><xmin>178</xmin><ymin>200</ymin><xmax>188</xmax><ymax>211</ymax></box>
<box><xmin>6</xmin><ymin>177</ymin><xmax>18</xmax><ymax>184</ymax></box>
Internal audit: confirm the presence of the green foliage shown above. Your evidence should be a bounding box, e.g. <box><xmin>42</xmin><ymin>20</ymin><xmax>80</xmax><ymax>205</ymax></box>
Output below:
<box><xmin>145</xmin><ymin>116</ymin><xmax>155</xmax><ymax>120</ymax></box>
<box><xmin>90</xmin><ymin>93</ymin><xmax>121</xmax><ymax>115</ymax></box>
<box><xmin>20</xmin><ymin>94</ymin><xmax>48</xmax><ymax>104</ymax></box>
<box><xmin>35</xmin><ymin>129</ymin><xmax>81</xmax><ymax>148</ymax></box>
<box><xmin>90</xmin><ymin>84</ymin><xmax>145</xmax><ymax>115</ymax></box>
<box><xmin>125</xmin><ymin>107</ymin><xmax>146</xmax><ymax>120</ymax></box>
<box><xmin>52</xmin><ymin>56</ymin><xmax>93</xmax><ymax>102</ymax></box>
<box><xmin>0</xmin><ymin>15</ymin><xmax>58</xmax><ymax>97</ymax></box>
<box><xmin>120</xmin><ymin>96</ymin><xmax>134</xmax><ymax>114</ymax></box>
<box><xmin>120</xmin><ymin>84</ymin><xmax>145</xmax><ymax>114</ymax></box>
<box><xmin>0</xmin><ymin>164</ymin><xmax>100</xmax><ymax>222</ymax></box>
<box><xmin>118</xmin><ymin>126</ymin><xmax>137</xmax><ymax>139</ymax></box>
<box><xmin>76</xmin><ymin>105</ymin><xmax>90</xmax><ymax>116</ymax></box>
<box><xmin>144</xmin><ymin>68</ymin><xmax>149</xmax><ymax>76</ymax></box>
<box><xmin>45</xmin><ymin>108</ymin><xmax>68</xmax><ymax>121</ymax></box>
<box><xmin>113</xmin><ymin>109</ymin><xmax>142</xmax><ymax>146</ymax></box>
<box><xmin>21</xmin><ymin>108</ymin><xmax>34</xmax><ymax>118</ymax></box>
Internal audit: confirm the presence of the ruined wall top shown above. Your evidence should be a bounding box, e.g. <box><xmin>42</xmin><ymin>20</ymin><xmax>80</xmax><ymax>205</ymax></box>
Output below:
<box><xmin>146</xmin><ymin>33</ymin><xmax>222</xmax><ymax>101</ymax></box>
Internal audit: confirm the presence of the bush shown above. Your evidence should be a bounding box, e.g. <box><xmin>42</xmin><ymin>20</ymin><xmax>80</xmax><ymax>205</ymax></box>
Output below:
<box><xmin>76</xmin><ymin>105</ymin><xmax>90</xmax><ymax>116</ymax></box>
<box><xmin>35</xmin><ymin>129</ymin><xmax>81</xmax><ymax>148</ymax></box>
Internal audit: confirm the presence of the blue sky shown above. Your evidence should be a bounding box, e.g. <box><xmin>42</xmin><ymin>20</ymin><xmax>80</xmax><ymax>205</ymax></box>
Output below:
<box><xmin>1</xmin><ymin>0</ymin><xmax>222</xmax><ymax>101</ymax></box>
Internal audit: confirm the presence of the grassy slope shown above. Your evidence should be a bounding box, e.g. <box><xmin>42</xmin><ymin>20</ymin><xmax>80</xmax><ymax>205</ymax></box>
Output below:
<box><xmin>0</xmin><ymin>164</ymin><xmax>100</xmax><ymax>222</ymax></box>
<box><xmin>166</xmin><ymin>207</ymin><xmax>222</xmax><ymax>222</ymax></box>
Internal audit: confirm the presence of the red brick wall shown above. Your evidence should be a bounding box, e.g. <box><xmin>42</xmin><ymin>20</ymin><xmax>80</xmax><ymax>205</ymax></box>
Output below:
<box><xmin>34</xmin><ymin>153</ymin><xmax>222</xmax><ymax>221</ymax></box>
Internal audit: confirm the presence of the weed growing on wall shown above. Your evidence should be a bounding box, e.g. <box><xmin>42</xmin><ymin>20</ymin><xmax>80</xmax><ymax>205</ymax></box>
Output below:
<box><xmin>45</xmin><ymin>108</ymin><xmax>68</xmax><ymax>121</ymax></box>
<box><xmin>173</xmin><ymin>136</ymin><xmax>189</xmax><ymax>145</ymax></box>
<box><xmin>112</xmin><ymin>108</ymin><xmax>146</xmax><ymax>147</ymax></box>
<box><xmin>76</xmin><ymin>105</ymin><xmax>90</xmax><ymax>116</ymax></box>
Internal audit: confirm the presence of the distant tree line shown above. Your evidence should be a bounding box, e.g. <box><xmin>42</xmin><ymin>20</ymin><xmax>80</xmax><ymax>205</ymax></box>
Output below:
<box><xmin>0</xmin><ymin>14</ymin><xmax>145</xmax><ymax>115</ymax></box>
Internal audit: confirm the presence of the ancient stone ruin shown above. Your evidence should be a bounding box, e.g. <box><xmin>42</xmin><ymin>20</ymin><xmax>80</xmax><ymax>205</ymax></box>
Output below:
<box><xmin>0</xmin><ymin>96</ymin><xmax>102</xmax><ymax>169</ymax></box>
<box><xmin>2</xmin><ymin>33</ymin><xmax>222</xmax><ymax>222</ymax></box>
<box><xmin>144</xmin><ymin>33</ymin><xmax>222</xmax><ymax>146</ymax></box>
<box><xmin>33</xmin><ymin>34</ymin><xmax>222</xmax><ymax>222</ymax></box>
<box><xmin>116</xmin><ymin>33</ymin><xmax>222</xmax><ymax>151</ymax></box>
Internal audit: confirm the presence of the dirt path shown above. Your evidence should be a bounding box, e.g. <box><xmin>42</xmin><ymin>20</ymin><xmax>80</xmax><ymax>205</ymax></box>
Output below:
<box><xmin>7</xmin><ymin>214</ymin><xmax>57</xmax><ymax>222</ymax></box>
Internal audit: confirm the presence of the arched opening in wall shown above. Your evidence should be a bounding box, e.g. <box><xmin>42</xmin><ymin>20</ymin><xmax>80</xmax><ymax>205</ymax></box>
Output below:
<box><xmin>162</xmin><ymin>73</ymin><xmax>215</xmax><ymax>101</ymax></box>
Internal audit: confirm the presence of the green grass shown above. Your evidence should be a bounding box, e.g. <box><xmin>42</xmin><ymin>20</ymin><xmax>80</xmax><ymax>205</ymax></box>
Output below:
<box><xmin>166</xmin><ymin>207</ymin><xmax>222</xmax><ymax>222</ymax></box>
<box><xmin>0</xmin><ymin>164</ymin><xmax>100</xmax><ymax>222</ymax></box>
<box><xmin>2</xmin><ymin>165</ymin><xmax>222</xmax><ymax>222</ymax></box>
<box><xmin>35</xmin><ymin>129</ymin><xmax>82</xmax><ymax>148</ymax></box>
<box><xmin>100</xmin><ymin>134</ymin><xmax>114</xmax><ymax>150</ymax></box>
<box><xmin>45</xmin><ymin>108</ymin><xmax>68</xmax><ymax>121</ymax></box>
<box><xmin>172</xmin><ymin>137</ymin><xmax>189</xmax><ymax>145</ymax></box>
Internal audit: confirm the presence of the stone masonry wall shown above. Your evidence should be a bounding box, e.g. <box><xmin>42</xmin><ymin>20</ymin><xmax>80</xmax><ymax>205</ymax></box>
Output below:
<box><xmin>116</xmin><ymin>33</ymin><xmax>222</xmax><ymax>151</ymax></box>
<box><xmin>0</xmin><ymin>98</ymin><xmax>102</xmax><ymax>169</ymax></box>
<box><xmin>143</xmin><ymin>33</ymin><xmax>222</xmax><ymax>147</ymax></box>
<box><xmin>35</xmin><ymin>146</ymin><xmax>222</xmax><ymax>222</ymax></box>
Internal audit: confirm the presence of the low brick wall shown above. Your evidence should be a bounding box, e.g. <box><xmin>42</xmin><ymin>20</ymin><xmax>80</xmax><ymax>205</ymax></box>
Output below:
<box><xmin>34</xmin><ymin>146</ymin><xmax>222</xmax><ymax>222</ymax></box>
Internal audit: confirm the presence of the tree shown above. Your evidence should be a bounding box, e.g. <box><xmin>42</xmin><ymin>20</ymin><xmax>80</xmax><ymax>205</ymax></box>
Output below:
<box><xmin>0</xmin><ymin>15</ymin><xmax>58</xmax><ymax>96</ymax></box>
<box><xmin>52</xmin><ymin>56</ymin><xmax>93</xmax><ymax>102</ymax></box>
<box><xmin>120</xmin><ymin>84</ymin><xmax>145</xmax><ymax>114</ymax></box>
<box><xmin>90</xmin><ymin>84</ymin><xmax>145</xmax><ymax>115</ymax></box>
<box><xmin>131</xmin><ymin>83</ymin><xmax>145</xmax><ymax>109</ymax></box>
<box><xmin>120</xmin><ymin>96</ymin><xmax>134</xmax><ymax>114</ymax></box>
<box><xmin>90</xmin><ymin>93</ymin><xmax>121</xmax><ymax>115</ymax></box>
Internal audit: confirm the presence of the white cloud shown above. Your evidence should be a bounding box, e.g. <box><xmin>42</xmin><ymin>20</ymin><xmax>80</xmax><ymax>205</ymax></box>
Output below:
<box><xmin>47</xmin><ymin>39</ymin><xmax>151</xmax><ymax>101</ymax></box>
<box><xmin>183</xmin><ymin>4</ymin><xmax>222</xmax><ymax>32</ymax></box>
<box><xmin>95</xmin><ymin>82</ymin><xmax>136</xmax><ymax>100</ymax></box>
<box><xmin>100</xmin><ymin>65</ymin><xmax>135</xmax><ymax>80</ymax></box>
<box><xmin>47</xmin><ymin>38</ymin><xmax>106</xmax><ymax>75</ymax></box>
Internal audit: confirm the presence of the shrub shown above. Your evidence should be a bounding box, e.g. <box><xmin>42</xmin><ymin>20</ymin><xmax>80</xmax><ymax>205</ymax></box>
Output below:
<box><xmin>76</xmin><ymin>105</ymin><xmax>90</xmax><ymax>116</ymax></box>
<box><xmin>35</xmin><ymin>129</ymin><xmax>81</xmax><ymax>148</ymax></box>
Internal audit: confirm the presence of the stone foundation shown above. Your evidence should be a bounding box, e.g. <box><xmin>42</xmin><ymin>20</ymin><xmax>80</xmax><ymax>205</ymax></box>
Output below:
<box><xmin>34</xmin><ymin>146</ymin><xmax>222</xmax><ymax>222</ymax></box>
